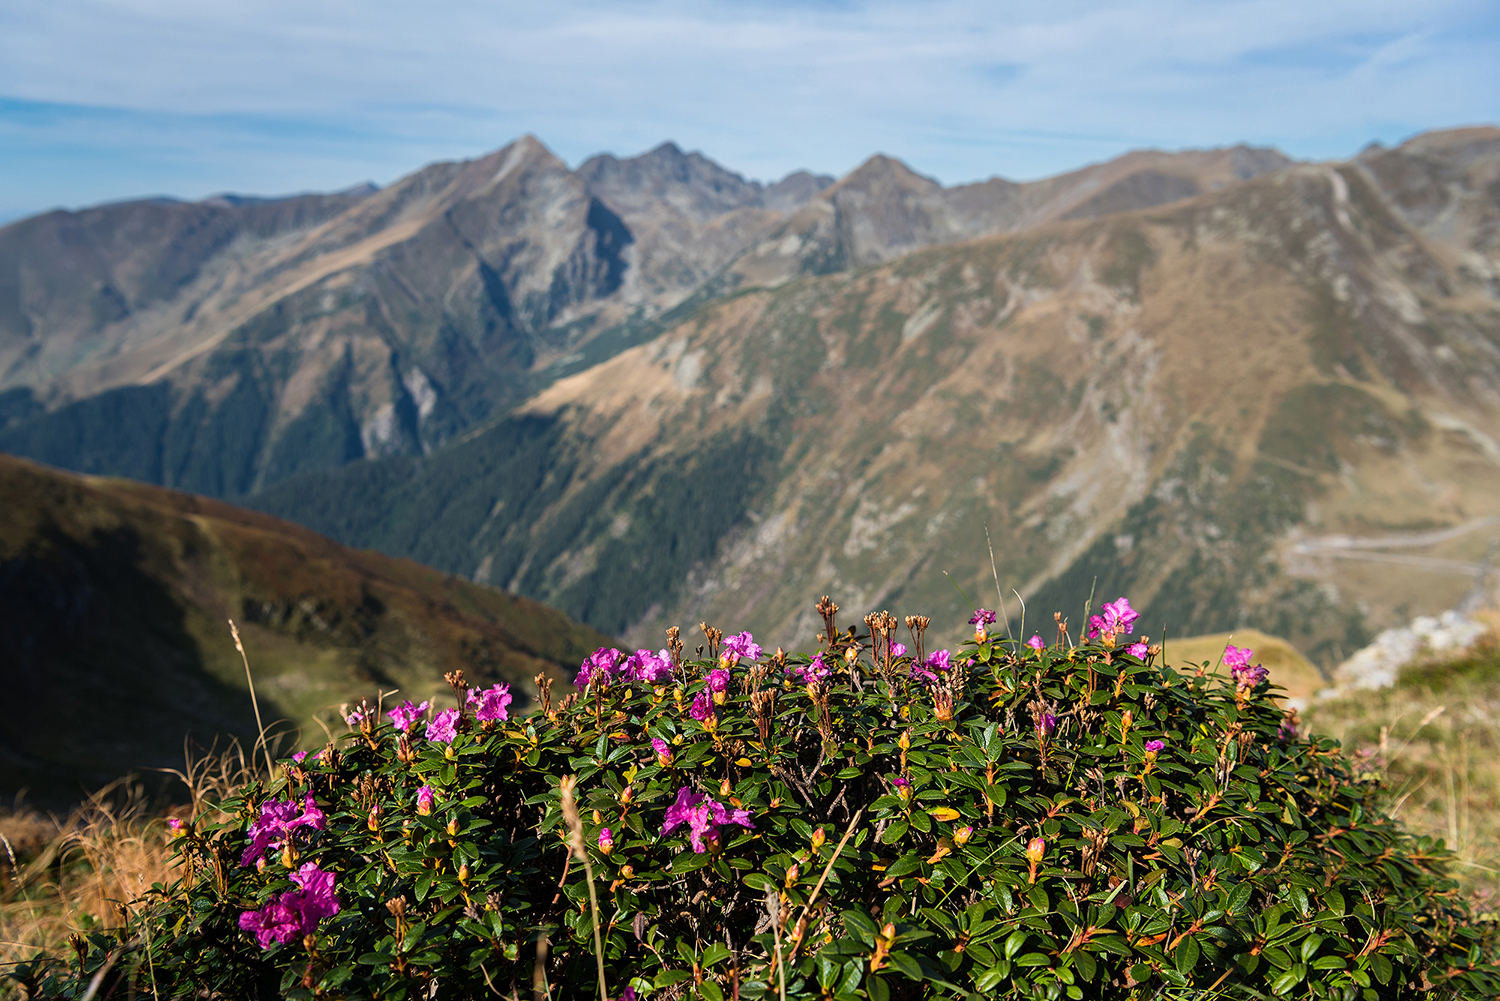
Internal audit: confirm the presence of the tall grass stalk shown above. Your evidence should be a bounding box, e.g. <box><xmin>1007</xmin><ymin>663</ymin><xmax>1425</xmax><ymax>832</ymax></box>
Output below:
<box><xmin>229</xmin><ymin>619</ymin><xmax>275</xmax><ymax>780</ymax></box>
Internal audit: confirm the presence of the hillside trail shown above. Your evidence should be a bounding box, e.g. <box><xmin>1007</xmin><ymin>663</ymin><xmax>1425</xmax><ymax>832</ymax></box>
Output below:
<box><xmin>1292</xmin><ymin>516</ymin><xmax>1499</xmax><ymax>575</ymax></box>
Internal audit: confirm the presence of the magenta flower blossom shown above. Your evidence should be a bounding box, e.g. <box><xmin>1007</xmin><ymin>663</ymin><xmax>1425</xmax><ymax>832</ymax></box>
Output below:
<box><xmin>416</xmin><ymin>785</ymin><xmax>435</xmax><ymax>815</ymax></box>
<box><xmin>1225</xmin><ymin>646</ymin><xmax>1268</xmax><ymax>688</ymax></box>
<box><xmin>1026</xmin><ymin>635</ymin><xmax>1045</xmax><ymax>651</ymax></box>
<box><xmin>467</xmin><ymin>684</ymin><xmax>513</xmax><ymax>723</ymax></box>
<box><xmin>344</xmin><ymin>708</ymin><xmax>364</xmax><ymax>727</ymax></box>
<box><xmin>721</xmin><ymin>631</ymin><xmax>763</xmax><ymax>663</ymax></box>
<box><xmin>598</xmin><ymin>828</ymin><xmax>614</xmax><ymax>855</ymax></box>
<box><xmin>1036</xmin><ymin>713</ymin><xmax>1057</xmax><ymax>740</ymax></box>
<box><xmin>688</xmin><ymin>692</ymin><xmax>714</xmax><ymax>722</ymax></box>
<box><xmin>626</xmin><ymin>649</ymin><xmax>673</xmax><ymax>684</ymax></box>
<box><xmin>890</xmin><ymin>642</ymin><xmax>907</xmax><ymax>658</ymax></box>
<box><xmin>240</xmin><ymin>793</ymin><xmax>327</xmax><ymax>867</ymax></box>
<box><xmin>1144</xmin><ymin>739</ymin><xmax>1166</xmax><ymax>754</ymax></box>
<box><xmin>651</xmin><ymin>737</ymin><xmax>673</xmax><ymax>767</ymax></box>
<box><xmin>1088</xmin><ymin>597</ymin><xmax>1140</xmax><ymax>639</ymax></box>
<box><xmin>1223</xmin><ymin>644</ymin><xmax>1254</xmax><ymax>670</ymax></box>
<box><xmin>790</xmin><ymin>654</ymin><xmax>831</xmax><ymax>685</ymax></box>
<box><xmin>618</xmin><ymin>988</ymin><xmax>639</xmax><ymax>1001</ymax></box>
<box><xmin>705</xmin><ymin>668</ymin><xmax>730</xmax><ymax>694</ymax></box>
<box><xmin>1127</xmin><ymin>642</ymin><xmax>1149</xmax><ymax>659</ymax></box>
<box><xmin>237</xmin><ymin>862</ymin><xmax>340</xmax><ymax>950</ymax></box>
<box><xmin>575</xmin><ymin>647</ymin><xmax>623</xmax><ymax>687</ymax></box>
<box><xmin>425</xmin><ymin>708</ymin><xmax>460</xmax><ymax>744</ymax></box>
<box><xmin>969</xmin><ymin>609</ymin><xmax>998</xmax><ymax>627</ymax></box>
<box><xmin>911</xmin><ymin>649</ymin><xmax>951</xmax><ymax>683</ymax></box>
<box><xmin>661</xmin><ymin>786</ymin><xmax>755</xmax><ymax>853</ymax></box>
<box><xmin>167</xmin><ymin>817</ymin><xmax>187</xmax><ymax>838</ymax></box>
<box><xmin>893</xmin><ymin>776</ymin><xmax>912</xmax><ymax>801</ymax></box>
<box><xmin>386</xmin><ymin>699</ymin><xmax>430</xmax><ymax>733</ymax></box>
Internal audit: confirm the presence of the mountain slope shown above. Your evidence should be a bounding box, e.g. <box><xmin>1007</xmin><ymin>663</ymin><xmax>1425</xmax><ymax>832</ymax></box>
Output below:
<box><xmin>0</xmin><ymin>139</ymin><xmax>833</xmax><ymax>496</ymax></box>
<box><xmin>0</xmin><ymin>140</ymin><xmax>1287</xmax><ymax>499</ymax></box>
<box><xmin>246</xmin><ymin>127</ymin><xmax>1500</xmax><ymax>666</ymax></box>
<box><xmin>0</xmin><ymin>453</ymin><xmax>609</xmax><ymax>802</ymax></box>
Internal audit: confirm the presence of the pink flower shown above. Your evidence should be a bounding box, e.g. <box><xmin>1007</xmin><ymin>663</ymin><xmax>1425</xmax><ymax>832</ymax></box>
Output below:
<box><xmin>416</xmin><ymin>785</ymin><xmax>436</xmax><ymax>816</ymax></box>
<box><xmin>893</xmin><ymin>776</ymin><xmax>912</xmax><ymax>801</ymax></box>
<box><xmin>1144</xmin><ymin>739</ymin><xmax>1166</xmax><ymax>754</ymax></box>
<box><xmin>239</xmin><ymin>794</ymin><xmax>327</xmax><ymax>867</ymax></box>
<box><xmin>1225</xmin><ymin>646</ymin><xmax>1268</xmax><ymax>689</ymax></box>
<box><xmin>618</xmin><ymin>988</ymin><xmax>639</xmax><ymax>1001</ymax></box>
<box><xmin>291</xmin><ymin>751</ymin><xmax>309</xmax><ymax>764</ymax></box>
<box><xmin>969</xmin><ymin>609</ymin><xmax>998</xmax><ymax>627</ymax></box>
<box><xmin>1127</xmin><ymin>642</ymin><xmax>1148</xmax><ymax>659</ymax></box>
<box><xmin>238</xmin><ymin>862</ymin><xmax>340</xmax><ymax>950</ymax></box>
<box><xmin>386</xmin><ymin>700</ymin><xmax>430</xmax><ymax>733</ymax></box>
<box><xmin>1036</xmin><ymin>713</ymin><xmax>1057</xmax><ymax>740</ymax></box>
<box><xmin>688</xmin><ymin>692</ymin><xmax>714</xmax><ymax>722</ymax></box>
<box><xmin>466</xmin><ymin>685</ymin><xmax>512</xmax><ymax>723</ymax></box>
<box><xmin>1026</xmin><ymin>634</ymin><xmax>1045</xmax><ymax>651</ymax></box>
<box><xmin>167</xmin><ymin>818</ymin><xmax>187</xmax><ymax>839</ymax></box>
<box><xmin>1088</xmin><ymin>597</ymin><xmax>1139</xmax><ymax>639</ymax></box>
<box><xmin>598</xmin><ymin>828</ymin><xmax>614</xmax><ymax>855</ymax></box>
<box><xmin>790</xmin><ymin>654</ymin><xmax>831</xmax><ymax>685</ymax></box>
<box><xmin>705</xmin><ymin>668</ymin><xmax>730</xmax><ymax>693</ymax></box>
<box><xmin>575</xmin><ymin>647</ymin><xmax>623</xmax><ymax>687</ymax></box>
<box><xmin>721</xmin><ymin>631</ymin><xmax>762</xmax><ymax>663</ymax></box>
<box><xmin>661</xmin><ymin>786</ymin><xmax>754</xmax><ymax>853</ymax></box>
<box><xmin>651</xmin><ymin>737</ymin><xmax>673</xmax><ymax>767</ymax></box>
<box><xmin>889</xmin><ymin>642</ymin><xmax>907</xmax><ymax>658</ymax></box>
<box><xmin>627</xmin><ymin>649</ymin><xmax>673</xmax><ymax>684</ymax></box>
<box><xmin>1222</xmin><ymin>645</ymin><xmax>1254</xmax><ymax>670</ymax></box>
<box><xmin>344</xmin><ymin>708</ymin><xmax>364</xmax><ymax>727</ymax></box>
<box><xmin>425</xmin><ymin>708</ymin><xmax>459</xmax><ymax>744</ymax></box>
<box><xmin>911</xmin><ymin>649</ymin><xmax>950</xmax><ymax>683</ymax></box>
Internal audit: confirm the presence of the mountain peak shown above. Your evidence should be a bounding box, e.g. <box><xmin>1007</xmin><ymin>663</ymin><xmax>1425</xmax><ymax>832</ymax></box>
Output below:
<box><xmin>828</xmin><ymin>154</ymin><xmax>941</xmax><ymax>196</ymax></box>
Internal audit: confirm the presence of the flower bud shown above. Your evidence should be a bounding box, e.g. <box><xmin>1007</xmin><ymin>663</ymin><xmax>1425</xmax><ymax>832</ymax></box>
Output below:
<box><xmin>166</xmin><ymin>817</ymin><xmax>187</xmax><ymax>839</ymax></box>
<box><xmin>598</xmin><ymin>828</ymin><xmax>614</xmax><ymax>855</ymax></box>
<box><xmin>1026</xmin><ymin>837</ymin><xmax>1046</xmax><ymax>863</ymax></box>
<box><xmin>618</xmin><ymin>864</ymin><xmax>634</xmax><ymax>879</ymax></box>
<box><xmin>592</xmin><ymin>809</ymin><xmax>603</xmax><ymax>825</ymax></box>
<box><xmin>367</xmin><ymin>803</ymin><xmax>382</xmax><ymax>832</ymax></box>
<box><xmin>785</xmin><ymin>864</ymin><xmax>800</xmax><ymax>886</ymax></box>
<box><xmin>953</xmin><ymin>826</ymin><xmax>973</xmax><ymax>847</ymax></box>
<box><xmin>811</xmin><ymin>828</ymin><xmax>827</xmax><ymax>852</ymax></box>
<box><xmin>256</xmin><ymin>857</ymin><xmax>267</xmax><ymax>873</ymax></box>
<box><xmin>720</xmin><ymin>778</ymin><xmax>733</xmax><ymax>797</ymax></box>
<box><xmin>281</xmin><ymin>845</ymin><xmax>296</xmax><ymax>869</ymax></box>
<box><xmin>898</xmin><ymin>731</ymin><xmax>911</xmax><ymax>752</ymax></box>
<box><xmin>458</xmin><ymin>862</ymin><xmax>470</xmax><ymax>882</ymax></box>
<box><xmin>620</xmin><ymin>785</ymin><xmax>634</xmax><ymax>807</ymax></box>
<box><xmin>444</xmin><ymin>744</ymin><xmax>457</xmax><ymax>760</ymax></box>
<box><xmin>447</xmin><ymin>818</ymin><xmax>460</xmax><ymax>837</ymax></box>
<box><xmin>844</xmin><ymin>646</ymin><xmax>858</xmax><ymax>665</ymax></box>
<box><xmin>417</xmin><ymin>785</ymin><xmax>435</xmax><ymax>816</ymax></box>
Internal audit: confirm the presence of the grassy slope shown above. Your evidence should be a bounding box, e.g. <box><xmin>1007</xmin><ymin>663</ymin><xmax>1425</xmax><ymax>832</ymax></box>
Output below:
<box><xmin>0</xmin><ymin>453</ymin><xmax>610</xmax><ymax>803</ymax></box>
<box><xmin>1306</xmin><ymin>632</ymin><xmax>1500</xmax><ymax>905</ymax></box>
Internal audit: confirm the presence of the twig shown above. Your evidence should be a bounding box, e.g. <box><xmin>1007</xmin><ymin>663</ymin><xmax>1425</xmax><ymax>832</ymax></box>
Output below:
<box><xmin>788</xmin><ymin>807</ymin><xmax>864</xmax><ymax>961</ymax></box>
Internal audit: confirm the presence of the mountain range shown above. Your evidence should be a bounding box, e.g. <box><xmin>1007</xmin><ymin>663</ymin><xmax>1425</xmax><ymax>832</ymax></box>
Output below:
<box><xmin>3</xmin><ymin>128</ymin><xmax>1499</xmax><ymax>668</ymax></box>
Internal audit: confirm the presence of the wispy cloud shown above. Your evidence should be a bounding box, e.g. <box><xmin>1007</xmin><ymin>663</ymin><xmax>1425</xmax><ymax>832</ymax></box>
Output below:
<box><xmin>1</xmin><ymin>0</ymin><xmax>1495</xmax><ymax>220</ymax></box>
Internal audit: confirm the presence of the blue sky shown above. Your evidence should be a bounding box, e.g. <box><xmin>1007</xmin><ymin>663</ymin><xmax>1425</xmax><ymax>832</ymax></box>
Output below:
<box><xmin>2</xmin><ymin>0</ymin><xmax>1496</xmax><ymax>223</ymax></box>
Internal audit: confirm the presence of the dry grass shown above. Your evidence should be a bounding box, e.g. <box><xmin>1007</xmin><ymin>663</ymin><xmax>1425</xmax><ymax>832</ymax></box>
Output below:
<box><xmin>0</xmin><ymin>743</ymin><xmax>260</xmax><ymax>989</ymax></box>
<box><xmin>1305</xmin><ymin>634</ymin><xmax>1500</xmax><ymax>912</ymax></box>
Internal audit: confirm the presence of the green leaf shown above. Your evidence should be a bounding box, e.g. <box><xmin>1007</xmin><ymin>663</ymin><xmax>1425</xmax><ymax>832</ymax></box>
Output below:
<box><xmin>1014</xmin><ymin>952</ymin><xmax>1052</xmax><ymax>967</ymax></box>
<box><xmin>973</xmin><ymin>967</ymin><xmax>1006</xmax><ymax>992</ymax></box>
<box><xmin>885</xmin><ymin>951</ymin><xmax>923</xmax><ymax>981</ymax></box>
<box><xmin>655</xmin><ymin>970</ymin><xmax>693</xmax><ymax>988</ymax></box>
<box><xmin>1174</xmin><ymin>936</ymin><xmax>1200</xmax><ymax>974</ymax></box>
<box><xmin>881</xmin><ymin>821</ymin><xmax>909</xmax><ymax>845</ymax></box>
<box><xmin>700</xmin><ymin>980</ymin><xmax>725</xmax><ymax>1001</ymax></box>
<box><xmin>702</xmin><ymin>943</ymin><xmax>730</xmax><ymax>967</ymax></box>
<box><xmin>865</xmin><ymin>974</ymin><xmax>889</xmax><ymax>1001</ymax></box>
<box><xmin>1270</xmin><ymin>970</ymin><xmax>1300</xmax><ymax>996</ymax></box>
<box><xmin>1003</xmin><ymin>930</ymin><xmax>1028</xmax><ymax>961</ymax></box>
<box><xmin>841</xmin><ymin>910</ymin><xmax>878</xmax><ymax>945</ymax></box>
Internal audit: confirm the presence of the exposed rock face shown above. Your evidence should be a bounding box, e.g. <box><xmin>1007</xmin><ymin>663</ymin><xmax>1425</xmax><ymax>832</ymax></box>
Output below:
<box><xmin>0</xmin><ymin>138</ymin><xmax>833</xmax><ymax>493</ymax></box>
<box><xmin>0</xmin><ymin>137</ymin><xmax>1283</xmax><ymax>497</ymax></box>
<box><xmin>243</xmin><ymin>128</ymin><xmax>1500</xmax><ymax>664</ymax></box>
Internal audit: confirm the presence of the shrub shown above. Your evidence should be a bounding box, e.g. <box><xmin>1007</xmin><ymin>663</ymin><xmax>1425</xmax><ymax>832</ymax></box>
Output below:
<box><xmin>11</xmin><ymin>599</ymin><xmax>1499</xmax><ymax>999</ymax></box>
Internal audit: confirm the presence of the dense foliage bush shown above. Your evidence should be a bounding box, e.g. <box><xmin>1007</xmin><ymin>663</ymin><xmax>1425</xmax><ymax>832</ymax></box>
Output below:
<box><xmin>12</xmin><ymin>598</ymin><xmax>1499</xmax><ymax>999</ymax></box>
